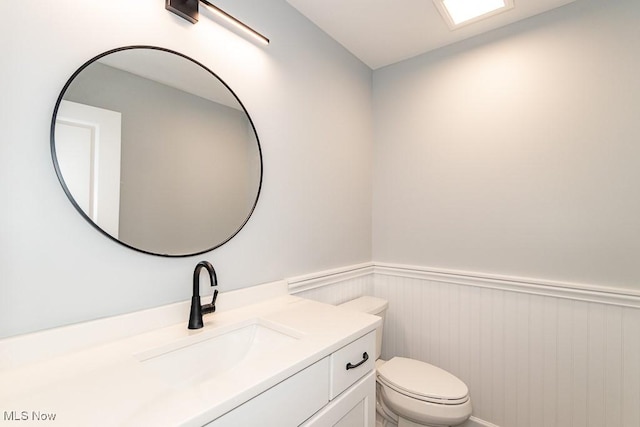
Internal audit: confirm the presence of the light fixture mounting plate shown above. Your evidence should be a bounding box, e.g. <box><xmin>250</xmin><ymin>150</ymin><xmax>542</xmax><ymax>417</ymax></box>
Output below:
<box><xmin>166</xmin><ymin>0</ymin><xmax>199</xmax><ymax>24</ymax></box>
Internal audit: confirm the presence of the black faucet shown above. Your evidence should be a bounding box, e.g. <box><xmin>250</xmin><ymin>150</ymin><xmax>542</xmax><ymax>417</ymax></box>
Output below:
<box><xmin>188</xmin><ymin>261</ymin><xmax>219</xmax><ymax>329</ymax></box>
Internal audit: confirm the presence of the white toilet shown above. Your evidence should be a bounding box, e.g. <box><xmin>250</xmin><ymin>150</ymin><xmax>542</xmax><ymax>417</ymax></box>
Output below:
<box><xmin>338</xmin><ymin>296</ymin><xmax>472</xmax><ymax>427</ymax></box>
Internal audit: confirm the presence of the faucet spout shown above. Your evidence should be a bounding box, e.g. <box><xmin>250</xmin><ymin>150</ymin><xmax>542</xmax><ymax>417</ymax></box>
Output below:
<box><xmin>188</xmin><ymin>261</ymin><xmax>219</xmax><ymax>329</ymax></box>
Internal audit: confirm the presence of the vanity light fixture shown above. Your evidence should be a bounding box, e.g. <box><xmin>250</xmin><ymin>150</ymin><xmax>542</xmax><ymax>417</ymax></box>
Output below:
<box><xmin>433</xmin><ymin>0</ymin><xmax>514</xmax><ymax>29</ymax></box>
<box><xmin>166</xmin><ymin>0</ymin><xmax>270</xmax><ymax>45</ymax></box>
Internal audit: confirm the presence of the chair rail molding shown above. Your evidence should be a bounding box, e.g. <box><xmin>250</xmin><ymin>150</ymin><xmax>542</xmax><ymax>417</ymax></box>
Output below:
<box><xmin>288</xmin><ymin>261</ymin><xmax>640</xmax><ymax>309</ymax></box>
<box><xmin>288</xmin><ymin>262</ymin><xmax>375</xmax><ymax>294</ymax></box>
<box><xmin>373</xmin><ymin>262</ymin><xmax>640</xmax><ymax>309</ymax></box>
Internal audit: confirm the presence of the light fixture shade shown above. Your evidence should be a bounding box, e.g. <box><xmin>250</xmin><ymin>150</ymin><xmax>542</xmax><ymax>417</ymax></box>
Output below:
<box><xmin>200</xmin><ymin>0</ymin><xmax>270</xmax><ymax>45</ymax></box>
<box><xmin>165</xmin><ymin>0</ymin><xmax>269</xmax><ymax>45</ymax></box>
<box><xmin>433</xmin><ymin>0</ymin><xmax>514</xmax><ymax>29</ymax></box>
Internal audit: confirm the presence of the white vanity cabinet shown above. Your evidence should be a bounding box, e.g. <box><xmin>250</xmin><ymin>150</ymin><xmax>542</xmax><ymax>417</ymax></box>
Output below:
<box><xmin>304</xmin><ymin>371</ymin><xmax>376</xmax><ymax>427</ymax></box>
<box><xmin>205</xmin><ymin>358</ymin><xmax>330</xmax><ymax>427</ymax></box>
<box><xmin>303</xmin><ymin>331</ymin><xmax>376</xmax><ymax>427</ymax></box>
<box><xmin>207</xmin><ymin>331</ymin><xmax>376</xmax><ymax>427</ymax></box>
<box><xmin>0</xmin><ymin>292</ymin><xmax>381</xmax><ymax>427</ymax></box>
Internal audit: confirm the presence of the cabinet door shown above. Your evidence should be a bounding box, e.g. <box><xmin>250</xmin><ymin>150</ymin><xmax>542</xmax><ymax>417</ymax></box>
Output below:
<box><xmin>206</xmin><ymin>358</ymin><xmax>329</xmax><ymax>427</ymax></box>
<box><xmin>334</xmin><ymin>399</ymin><xmax>366</xmax><ymax>427</ymax></box>
<box><xmin>302</xmin><ymin>370</ymin><xmax>375</xmax><ymax>427</ymax></box>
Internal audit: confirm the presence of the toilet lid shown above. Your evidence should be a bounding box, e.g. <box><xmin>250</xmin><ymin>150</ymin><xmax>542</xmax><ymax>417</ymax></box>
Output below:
<box><xmin>377</xmin><ymin>357</ymin><xmax>469</xmax><ymax>404</ymax></box>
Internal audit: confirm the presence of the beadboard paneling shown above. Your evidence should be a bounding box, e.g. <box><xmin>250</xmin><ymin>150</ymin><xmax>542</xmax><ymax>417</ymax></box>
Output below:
<box><xmin>288</xmin><ymin>263</ymin><xmax>640</xmax><ymax>427</ymax></box>
<box><xmin>374</xmin><ymin>272</ymin><xmax>640</xmax><ymax>427</ymax></box>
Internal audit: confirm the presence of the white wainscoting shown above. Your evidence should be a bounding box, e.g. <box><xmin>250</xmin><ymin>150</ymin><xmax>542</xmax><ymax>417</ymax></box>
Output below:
<box><xmin>289</xmin><ymin>262</ymin><xmax>640</xmax><ymax>427</ymax></box>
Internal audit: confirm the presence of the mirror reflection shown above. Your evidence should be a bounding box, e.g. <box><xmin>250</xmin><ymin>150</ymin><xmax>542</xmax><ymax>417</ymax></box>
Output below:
<box><xmin>52</xmin><ymin>46</ymin><xmax>262</xmax><ymax>256</ymax></box>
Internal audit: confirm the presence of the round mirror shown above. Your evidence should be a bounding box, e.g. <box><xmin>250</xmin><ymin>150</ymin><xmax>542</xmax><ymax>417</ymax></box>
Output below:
<box><xmin>51</xmin><ymin>46</ymin><xmax>263</xmax><ymax>257</ymax></box>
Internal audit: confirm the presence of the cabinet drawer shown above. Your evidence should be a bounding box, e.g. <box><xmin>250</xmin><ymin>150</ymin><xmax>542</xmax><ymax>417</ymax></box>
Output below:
<box><xmin>329</xmin><ymin>331</ymin><xmax>375</xmax><ymax>399</ymax></box>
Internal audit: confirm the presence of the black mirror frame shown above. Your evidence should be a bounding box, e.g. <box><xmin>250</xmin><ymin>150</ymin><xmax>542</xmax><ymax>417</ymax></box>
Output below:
<box><xmin>50</xmin><ymin>45</ymin><xmax>263</xmax><ymax>257</ymax></box>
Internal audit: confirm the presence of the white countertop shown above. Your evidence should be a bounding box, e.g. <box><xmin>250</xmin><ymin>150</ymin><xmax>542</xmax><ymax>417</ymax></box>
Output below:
<box><xmin>0</xmin><ymin>293</ymin><xmax>379</xmax><ymax>426</ymax></box>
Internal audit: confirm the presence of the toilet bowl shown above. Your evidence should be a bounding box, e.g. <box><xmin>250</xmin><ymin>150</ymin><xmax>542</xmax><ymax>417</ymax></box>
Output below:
<box><xmin>338</xmin><ymin>297</ymin><xmax>472</xmax><ymax>427</ymax></box>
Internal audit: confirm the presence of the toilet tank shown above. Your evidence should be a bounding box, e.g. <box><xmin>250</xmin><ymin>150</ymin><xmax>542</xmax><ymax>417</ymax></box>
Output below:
<box><xmin>338</xmin><ymin>296</ymin><xmax>388</xmax><ymax>360</ymax></box>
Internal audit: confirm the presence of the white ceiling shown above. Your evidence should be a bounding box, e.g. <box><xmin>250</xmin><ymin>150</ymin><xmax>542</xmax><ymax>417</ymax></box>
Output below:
<box><xmin>99</xmin><ymin>48</ymin><xmax>241</xmax><ymax>110</ymax></box>
<box><xmin>286</xmin><ymin>0</ymin><xmax>577</xmax><ymax>69</ymax></box>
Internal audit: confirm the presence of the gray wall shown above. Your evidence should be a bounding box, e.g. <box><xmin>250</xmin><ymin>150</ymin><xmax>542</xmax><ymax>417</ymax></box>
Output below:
<box><xmin>3</xmin><ymin>0</ymin><xmax>637</xmax><ymax>341</ymax></box>
<box><xmin>0</xmin><ymin>0</ymin><xmax>373</xmax><ymax>338</ymax></box>
<box><xmin>373</xmin><ymin>0</ymin><xmax>640</xmax><ymax>290</ymax></box>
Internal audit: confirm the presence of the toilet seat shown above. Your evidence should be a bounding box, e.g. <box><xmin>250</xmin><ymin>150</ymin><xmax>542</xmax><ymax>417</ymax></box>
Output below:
<box><xmin>378</xmin><ymin>381</ymin><xmax>472</xmax><ymax>426</ymax></box>
<box><xmin>377</xmin><ymin>357</ymin><xmax>469</xmax><ymax>405</ymax></box>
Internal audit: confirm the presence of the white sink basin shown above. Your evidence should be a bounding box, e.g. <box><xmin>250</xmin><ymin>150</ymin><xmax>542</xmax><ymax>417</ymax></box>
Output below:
<box><xmin>135</xmin><ymin>319</ymin><xmax>301</xmax><ymax>387</ymax></box>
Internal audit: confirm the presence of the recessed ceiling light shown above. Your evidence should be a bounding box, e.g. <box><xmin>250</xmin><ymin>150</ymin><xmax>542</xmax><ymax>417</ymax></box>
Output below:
<box><xmin>433</xmin><ymin>0</ymin><xmax>514</xmax><ymax>29</ymax></box>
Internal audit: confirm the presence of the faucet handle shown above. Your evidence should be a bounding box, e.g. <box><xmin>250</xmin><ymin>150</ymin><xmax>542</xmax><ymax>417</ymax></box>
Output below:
<box><xmin>201</xmin><ymin>289</ymin><xmax>218</xmax><ymax>315</ymax></box>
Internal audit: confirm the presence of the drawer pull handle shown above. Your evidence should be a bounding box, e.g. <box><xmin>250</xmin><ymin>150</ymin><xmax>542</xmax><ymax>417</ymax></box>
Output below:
<box><xmin>346</xmin><ymin>352</ymin><xmax>369</xmax><ymax>370</ymax></box>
